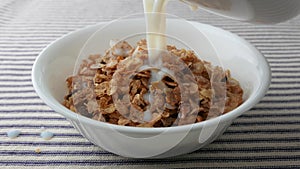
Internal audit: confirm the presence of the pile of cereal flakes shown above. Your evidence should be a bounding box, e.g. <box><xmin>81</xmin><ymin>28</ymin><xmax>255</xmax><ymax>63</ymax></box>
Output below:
<box><xmin>63</xmin><ymin>39</ymin><xmax>243</xmax><ymax>127</ymax></box>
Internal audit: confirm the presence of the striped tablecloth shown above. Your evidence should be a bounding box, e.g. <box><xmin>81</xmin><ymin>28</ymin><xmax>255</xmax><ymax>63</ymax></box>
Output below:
<box><xmin>0</xmin><ymin>0</ymin><xmax>299</xmax><ymax>168</ymax></box>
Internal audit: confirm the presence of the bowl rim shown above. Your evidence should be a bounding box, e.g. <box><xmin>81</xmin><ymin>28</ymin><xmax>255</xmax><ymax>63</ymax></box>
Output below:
<box><xmin>32</xmin><ymin>20</ymin><xmax>271</xmax><ymax>134</ymax></box>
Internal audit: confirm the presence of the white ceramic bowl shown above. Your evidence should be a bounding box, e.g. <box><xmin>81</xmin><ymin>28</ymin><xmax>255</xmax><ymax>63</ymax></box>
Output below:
<box><xmin>32</xmin><ymin>19</ymin><xmax>271</xmax><ymax>158</ymax></box>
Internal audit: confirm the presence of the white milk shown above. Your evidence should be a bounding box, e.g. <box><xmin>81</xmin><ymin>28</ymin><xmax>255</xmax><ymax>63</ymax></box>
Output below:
<box><xmin>143</xmin><ymin>0</ymin><xmax>169</xmax><ymax>65</ymax></box>
<box><xmin>142</xmin><ymin>0</ymin><xmax>171</xmax><ymax>121</ymax></box>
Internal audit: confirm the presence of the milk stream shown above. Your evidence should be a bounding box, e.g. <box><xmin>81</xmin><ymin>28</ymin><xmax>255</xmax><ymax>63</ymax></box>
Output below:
<box><xmin>142</xmin><ymin>0</ymin><xmax>170</xmax><ymax>122</ymax></box>
<box><xmin>143</xmin><ymin>0</ymin><xmax>168</xmax><ymax>65</ymax></box>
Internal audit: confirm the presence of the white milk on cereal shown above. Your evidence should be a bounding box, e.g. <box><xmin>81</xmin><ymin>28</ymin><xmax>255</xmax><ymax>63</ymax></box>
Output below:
<box><xmin>142</xmin><ymin>0</ymin><xmax>171</xmax><ymax>122</ymax></box>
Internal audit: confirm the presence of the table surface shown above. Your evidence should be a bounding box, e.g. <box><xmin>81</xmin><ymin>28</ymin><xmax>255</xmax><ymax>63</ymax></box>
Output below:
<box><xmin>0</xmin><ymin>0</ymin><xmax>299</xmax><ymax>168</ymax></box>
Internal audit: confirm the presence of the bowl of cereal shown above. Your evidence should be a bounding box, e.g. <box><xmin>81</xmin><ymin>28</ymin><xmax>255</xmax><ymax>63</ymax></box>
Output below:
<box><xmin>32</xmin><ymin>16</ymin><xmax>271</xmax><ymax>158</ymax></box>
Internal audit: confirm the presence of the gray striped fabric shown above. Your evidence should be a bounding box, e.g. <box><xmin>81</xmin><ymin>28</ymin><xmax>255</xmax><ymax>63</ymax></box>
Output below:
<box><xmin>0</xmin><ymin>0</ymin><xmax>299</xmax><ymax>168</ymax></box>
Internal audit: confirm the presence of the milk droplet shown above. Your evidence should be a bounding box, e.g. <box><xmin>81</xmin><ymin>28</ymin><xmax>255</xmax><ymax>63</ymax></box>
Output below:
<box><xmin>7</xmin><ymin>130</ymin><xmax>21</xmax><ymax>139</ymax></box>
<box><xmin>40</xmin><ymin>131</ymin><xmax>54</xmax><ymax>140</ymax></box>
<box><xmin>143</xmin><ymin>110</ymin><xmax>152</xmax><ymax>122</ymax></box>
<box><xmin>143</xmin><ymin>93</ymin><xmax>150</xmax><ymax>102</ymax></box>
<box><xmin>40</xmin><ymin>127</ymin><xmax>45</xmax><ymax>131</ymax></box>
